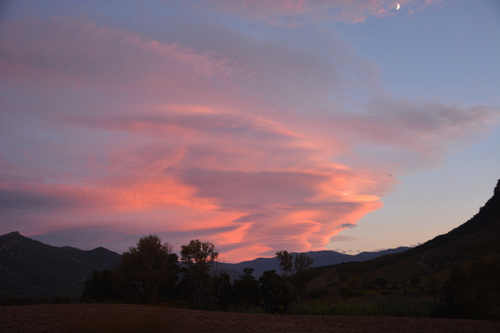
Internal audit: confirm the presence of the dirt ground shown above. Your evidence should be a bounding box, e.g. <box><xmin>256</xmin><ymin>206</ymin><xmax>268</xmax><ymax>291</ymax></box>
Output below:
<box><xmin>1</xmin><ymin>304</ymin><xmax>499</xmax><ymax>333</ymax></box>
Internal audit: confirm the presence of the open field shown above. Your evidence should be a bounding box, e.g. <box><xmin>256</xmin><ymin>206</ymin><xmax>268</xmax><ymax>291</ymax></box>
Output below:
<box><xmin>1</xmin><ymin>304</ymin><xmax>500</xmax><ymax>333</ymax></box>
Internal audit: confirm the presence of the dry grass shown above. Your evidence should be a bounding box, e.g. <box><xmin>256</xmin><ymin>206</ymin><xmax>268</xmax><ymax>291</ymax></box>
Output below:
<box><xmin>1</xmin><ymin>303</ymin><xmax>500</xmax><ymax>333</ymax></box>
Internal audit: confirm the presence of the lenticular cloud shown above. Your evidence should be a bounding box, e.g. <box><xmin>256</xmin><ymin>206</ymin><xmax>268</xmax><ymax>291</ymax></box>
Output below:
<box><xmin>0</xmin><ymin>1</ymin><xmax>497</xmax><ymax>262</ymax></box>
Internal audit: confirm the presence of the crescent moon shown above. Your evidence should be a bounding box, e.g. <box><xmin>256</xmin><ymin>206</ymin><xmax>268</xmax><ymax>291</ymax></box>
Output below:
<box><xmin>396</xmin><ymin>3</ymin><xmax>400</xmax><ymax>10</ymax></box>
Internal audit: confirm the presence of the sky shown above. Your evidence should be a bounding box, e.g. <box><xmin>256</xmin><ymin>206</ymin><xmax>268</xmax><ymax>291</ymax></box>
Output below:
<box><xmin>1</xmin><ymin>0</ymin><xmax>499</xmax><ymax>263</ymax></box>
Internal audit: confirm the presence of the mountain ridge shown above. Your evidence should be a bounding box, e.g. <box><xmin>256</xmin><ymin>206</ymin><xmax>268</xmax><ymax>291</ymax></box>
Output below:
<box><xmin>0</xmin><ymin>231</ymin><xmax>121</xmax><ymax>298</ymax></box>
<box><xmin>0</xmin><ymin>231</ymin><xmax>409</xmax><ymax>297</ymax></box>
<box><xmin>220</xmin><ymin>247</ymin><xmax>411</xmax><ymax>278</ymax></box>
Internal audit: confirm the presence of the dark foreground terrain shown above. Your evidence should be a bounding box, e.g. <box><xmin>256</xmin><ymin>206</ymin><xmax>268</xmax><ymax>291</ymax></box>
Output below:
<box><xmin>1</xmin><ymin>304</ymin><xmax>500</xmax><ymax>333</ymax></box>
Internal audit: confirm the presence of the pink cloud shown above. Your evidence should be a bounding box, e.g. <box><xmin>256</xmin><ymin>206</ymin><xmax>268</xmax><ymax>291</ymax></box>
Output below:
<box><xmin>1</xmin><ymin>9</ymin><xmax>497</xmax><ymax>262</ymax></box>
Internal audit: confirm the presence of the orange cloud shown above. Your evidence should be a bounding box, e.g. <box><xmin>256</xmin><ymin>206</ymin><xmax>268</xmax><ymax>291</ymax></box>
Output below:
<box><xmin>1</xmin><ymin>7</ymin><xmax>497</xmax><ymax>262</ymax></box>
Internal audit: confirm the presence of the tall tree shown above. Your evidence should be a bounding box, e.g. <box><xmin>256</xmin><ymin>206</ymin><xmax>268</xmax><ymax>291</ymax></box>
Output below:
<box><xmin>275</xmin><ymin>250</ymin><xmax>294</xmax><ymax>278</ymax></box>
<box><xmin>180</xmin><ymin>239</ymin><xmax>219</xmax><ymax>309</ymax></box>
<box><xmin>117</xmin><ymin>235</ymin><xmax>178</xmax><ymax>304</ymax></box>
<box><xmin>275</xmin><ymin>250</ymin><xmax>314</xmax><ymax>302</ymax></box>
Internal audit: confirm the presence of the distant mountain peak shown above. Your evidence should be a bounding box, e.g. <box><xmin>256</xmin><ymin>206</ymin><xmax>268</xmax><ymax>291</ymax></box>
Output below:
<box><xmin>0</xmin><ymin>231</ymin><xmax>24</xmax><ymax>251</ymax></box>
<box><xmin>495</xmin><ymin>179</ymin><xmax>500</xmax><ymax>196</ymax></box>
<box><xmin>2</xmin><ymin>231</ymin><xmax>21</xmax><ymax>240</ymax></box>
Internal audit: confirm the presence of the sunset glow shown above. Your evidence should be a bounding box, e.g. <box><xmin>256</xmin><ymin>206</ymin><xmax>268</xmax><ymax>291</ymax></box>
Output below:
<box><xmin>1</xmin><ymin>0</ymin><xmax>499</xmax><ymax>262</ymax></box>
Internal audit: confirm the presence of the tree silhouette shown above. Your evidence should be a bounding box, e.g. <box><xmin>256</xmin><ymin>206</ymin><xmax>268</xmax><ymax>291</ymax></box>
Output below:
<box><xmin>259</xmin><ymin>269</ymin><xmax>291</xmax><ymax>313</ymax></box>
<box><xmin>82</xmin><ymin>269</ymin><xmax>122</xmax><ymax>302</ymax></box>
<box><xmin>233</xmin><ymin>267</ymin><xmax>260</xmax><ymax>308</ymax></box>
<box><xmin>275</xmin><ymin>250</ymin><xmax>314</xmax><ymax>302</ymax></box>
<box><xmin>213</xmin><ymin>272</ymin><xmax>233</xmax><ymax>310</ymax></box>
<box><xmin>180</xmin><ymin>239</ymin><xmax>219</xmax><ymax>309</ymax></box>
<box><xmin>117</xmin><ymin>235</ymin><xmax>178</xmax><ymax>304</ymax></box>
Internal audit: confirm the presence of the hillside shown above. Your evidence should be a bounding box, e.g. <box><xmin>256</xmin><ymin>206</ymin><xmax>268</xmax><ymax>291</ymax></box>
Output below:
<box><xmin>331</xmin><ymin>179</ymin><xmax>500</xmax><ymax>283</ymax></box>
<box><xmin>0</xmin><ymin>232</ymin><xmax>121</xmax><ymax>298</ymax></box>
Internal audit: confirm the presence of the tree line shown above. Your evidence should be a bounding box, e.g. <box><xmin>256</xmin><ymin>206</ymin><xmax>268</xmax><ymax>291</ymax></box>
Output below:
<box><xmin>82</xmin><ymin>235</ymin><xmax>315</xmax><ymax>313</ymax></box>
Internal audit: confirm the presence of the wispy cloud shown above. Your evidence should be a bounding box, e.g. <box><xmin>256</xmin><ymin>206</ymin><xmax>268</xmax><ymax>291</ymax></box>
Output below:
<box><xmin>0</xmin><ymin>1</ymin><xmax>497</xmax><ymax>261</ymax></box>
